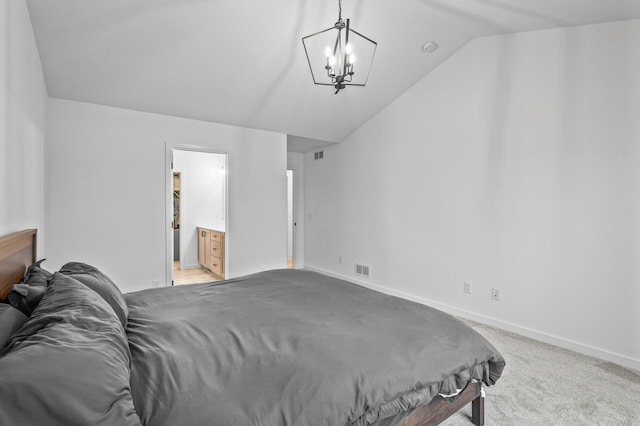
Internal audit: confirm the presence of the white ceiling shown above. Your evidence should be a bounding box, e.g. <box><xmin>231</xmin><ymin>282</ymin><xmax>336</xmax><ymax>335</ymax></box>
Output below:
<box><xmin>27</xmin><ymin>0</ymin><xmax>640</xmax><ymax>150</ymax></box>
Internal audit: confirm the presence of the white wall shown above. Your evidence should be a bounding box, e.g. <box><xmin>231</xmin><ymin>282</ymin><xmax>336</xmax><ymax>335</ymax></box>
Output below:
<box><xmin>304</xmin><ymin>20</ymin><xmax>640</xmax><ymax>370</ymax></box>
<box><xmin>46</xmin><ymin>98</ymin><xmax>287</xmax><ymax>293</ymax></box>
<box><xmin>0</xmin><ymin>0</ymin><xmax>48</xmax><ymax>250</ymax></box>
<box><xmin>287</xmin><ymin>152</ymin><xmax>305</xmax><ymax>268</ymax></box>
<box><xmin>173</xmin><ymin>150</ymin><xmax>226</xmax><ymax>269</ymax></box>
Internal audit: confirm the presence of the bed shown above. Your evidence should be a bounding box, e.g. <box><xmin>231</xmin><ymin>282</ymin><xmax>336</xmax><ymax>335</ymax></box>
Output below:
<box><xmin>0</xmin><ymin>229</ymin><xmax>504</xmax><ymax>426</ymax></box>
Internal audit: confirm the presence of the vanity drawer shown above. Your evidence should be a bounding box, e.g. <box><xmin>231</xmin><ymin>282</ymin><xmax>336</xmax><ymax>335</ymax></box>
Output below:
<box><xmin>211</xmin><ymin>240</ymin><xmax>223</xmax><ymax>259</ymax></box>
<box><xmin>210</xmin><ymin>258</ymin><xmax>223</xmax><ymax>277</ymax></box>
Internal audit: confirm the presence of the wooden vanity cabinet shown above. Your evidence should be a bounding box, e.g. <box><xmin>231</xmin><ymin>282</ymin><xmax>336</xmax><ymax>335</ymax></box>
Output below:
<box><xmin>197</xmin><ymin>227</ymin><xmax>225</xmax><ymax>279</ymax></box>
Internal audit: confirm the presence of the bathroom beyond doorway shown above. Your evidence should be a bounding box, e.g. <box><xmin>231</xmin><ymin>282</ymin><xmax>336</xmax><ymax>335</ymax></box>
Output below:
<box><xmin>171</xmin><ymin>149</ymin><xmax>227</xmax><ymax>286</ymax></box>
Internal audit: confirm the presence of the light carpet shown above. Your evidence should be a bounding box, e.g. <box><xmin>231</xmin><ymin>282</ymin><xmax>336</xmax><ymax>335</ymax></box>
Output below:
<box><xmin>441</xmin><ymin>321</ymin><xmax>640</xmax><ymax>425</ymax></box>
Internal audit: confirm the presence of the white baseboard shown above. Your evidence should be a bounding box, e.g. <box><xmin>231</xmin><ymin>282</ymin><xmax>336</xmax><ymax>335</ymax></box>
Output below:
<box><xmin>304</xmin><ymin>264</ymin><xmax>640</xmax><ymax>372</ymax></box>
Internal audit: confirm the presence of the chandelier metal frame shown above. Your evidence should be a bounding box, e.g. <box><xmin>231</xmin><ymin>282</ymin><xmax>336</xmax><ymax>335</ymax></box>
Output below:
<box><xmin>302</xmin><ymin>0</ymin><xmax>377</xmax><ymax>94</ymax></box>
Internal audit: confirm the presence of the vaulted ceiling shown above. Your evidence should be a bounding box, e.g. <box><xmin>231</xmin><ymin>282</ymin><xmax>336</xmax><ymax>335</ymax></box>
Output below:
<box><xmin>27</xmin><ymin>0</ymin><xmax>640</xmax><ymax>149</ymax></box>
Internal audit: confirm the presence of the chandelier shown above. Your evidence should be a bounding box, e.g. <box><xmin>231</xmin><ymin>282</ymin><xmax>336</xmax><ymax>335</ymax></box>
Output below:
<box><xmin>302</xmin><ymin>0</ymin><xmax>377</xmax><ymax>94</ymax></box>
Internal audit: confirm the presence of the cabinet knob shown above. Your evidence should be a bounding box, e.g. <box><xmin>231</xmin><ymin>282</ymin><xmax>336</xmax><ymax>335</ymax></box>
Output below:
<box><xmin>201</xmin><ymin>231</ymin><xmax>206</xmax><ymax>237</ymax></box>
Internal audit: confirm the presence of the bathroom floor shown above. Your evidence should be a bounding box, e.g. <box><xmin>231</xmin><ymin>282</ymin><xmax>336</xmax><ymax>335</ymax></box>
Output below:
<box><xmin>173</xmin><ymin>261</ymin><xmax>221</xmax><ymax>286</ymax></box>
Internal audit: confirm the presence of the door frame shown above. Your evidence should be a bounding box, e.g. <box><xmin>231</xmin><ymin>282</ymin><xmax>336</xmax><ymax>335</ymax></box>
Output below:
<box><xmin>165</xmin><ymin>143</ymin><xmax>229</xmax><ymax>286</ymax></box>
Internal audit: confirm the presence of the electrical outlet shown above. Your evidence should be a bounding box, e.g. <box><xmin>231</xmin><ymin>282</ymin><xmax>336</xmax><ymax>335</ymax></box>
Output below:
<box><xmin>491</xmin><ymin>288</ymin><xmax>501</xmax><ymax>301</ymax></box>
<box><xmin>151</xmin><ymin>279</ymin><xmax>161</xmax><ymax>288</ymax></box>
<box><xmin>338</xmin><ymin>255</ymin><xmax>343</xmax><ymax>264</ymax></box>
<box><xmin>464</xmin><ymin>281</ymin><xmax>472</xmax><ymax>294</ymax></box>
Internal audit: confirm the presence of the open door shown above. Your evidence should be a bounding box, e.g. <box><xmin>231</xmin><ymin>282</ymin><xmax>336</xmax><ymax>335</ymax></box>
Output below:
<box><xmin>172</xmin><ymin>172</ymin><xmax>181</xmax><ymax>265</ymax></box>
<box><xmin>287</xmin><ymin>170</ymin><xmax>294</xmax><ymax>269</ymax></box>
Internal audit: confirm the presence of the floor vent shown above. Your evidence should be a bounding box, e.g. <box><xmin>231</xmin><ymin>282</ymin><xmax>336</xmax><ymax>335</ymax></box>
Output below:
<box><xmin>355</xmin><ymin>263</ymin><xmax>370</xmax><ymax>278</ymax></box>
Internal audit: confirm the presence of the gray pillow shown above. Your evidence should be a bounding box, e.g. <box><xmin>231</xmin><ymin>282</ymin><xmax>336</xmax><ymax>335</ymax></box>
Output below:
<box><xmin>59</xmin><ymin>262</ymin><xmax>128</xmax><ymax>327</ymax></box>
<box><xmin>0</xmin><ymin>304</ymin><xmax>28</xmax><ymax>349</ymax></box>
<box><xmin>8</xmin><ymin>283</ymin><xmax>46</xmax><ymax>317</ymax></box>
<box><xmin>23</xmin><ymin>259</ymin><xmax>53</xmax><ymax>288</ymax></box>
<box><xmin>0</xmin><ymin>273</ymin><xmax>141</xmax><ymax>425</ymax></box>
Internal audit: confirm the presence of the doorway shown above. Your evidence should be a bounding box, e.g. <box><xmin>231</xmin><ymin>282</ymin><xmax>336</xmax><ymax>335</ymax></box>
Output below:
<box><xmin>287</xmin><ymin>170</ymin><xmax>294</xmax><ymax>269</ymax></box>
<box><xmin>168</xmin><ymin>148</ymin><xmax>228</xmax><ymax>285</ymax></box>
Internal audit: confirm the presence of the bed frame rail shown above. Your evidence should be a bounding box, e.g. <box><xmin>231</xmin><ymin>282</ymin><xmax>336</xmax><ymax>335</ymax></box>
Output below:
<box><xmin>399</xmin><ymin>381</ymin><xmax>484</xmax><ymax>426</ymax></box>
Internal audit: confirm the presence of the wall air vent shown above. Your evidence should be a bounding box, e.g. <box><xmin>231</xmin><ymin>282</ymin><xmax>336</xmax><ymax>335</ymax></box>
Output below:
<box><xmin>314</xmin><ymin>150</ymin><xmax>324</xmax><ymax>160</ymax></box>
<box><xmin>355</xmin><ymin>263</ymin><xmax>370</xmax><ymax>278</ymax></box>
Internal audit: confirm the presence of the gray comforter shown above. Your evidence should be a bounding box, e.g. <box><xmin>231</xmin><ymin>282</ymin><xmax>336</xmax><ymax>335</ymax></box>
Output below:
<box><xmin>125</xmin><ymin>269</ymin><xmax>504</xmax><ymax>426</ymax></box>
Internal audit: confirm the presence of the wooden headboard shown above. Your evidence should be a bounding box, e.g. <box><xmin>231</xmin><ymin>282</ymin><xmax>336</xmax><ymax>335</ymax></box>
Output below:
<box><xmin>0</xmin><ymin>229</ymin><xmax>37</xmax><ymax>300</ymax></box>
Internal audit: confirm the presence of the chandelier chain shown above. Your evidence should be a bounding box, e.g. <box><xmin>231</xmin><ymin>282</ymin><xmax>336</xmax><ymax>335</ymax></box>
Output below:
<box><xmin>338</xmin><ymin>0</ymin><xmax>342</xmax><ymax>21</ymax></box>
